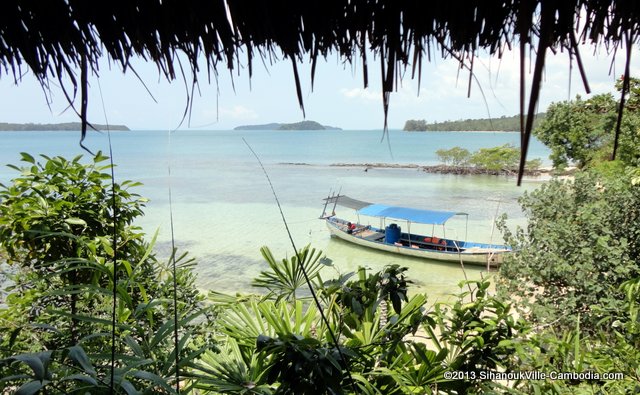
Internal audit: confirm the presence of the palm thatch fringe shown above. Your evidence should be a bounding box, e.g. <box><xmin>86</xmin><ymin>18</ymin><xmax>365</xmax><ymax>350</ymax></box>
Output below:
<box><xmin>1</xmin><ymin>1</ymin><xmax>638</xmax><ymax>179</ymax></box>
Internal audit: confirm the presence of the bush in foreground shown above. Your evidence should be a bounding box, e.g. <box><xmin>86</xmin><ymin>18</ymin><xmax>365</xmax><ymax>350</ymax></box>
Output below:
<box><xmin>0</xmin><ymin>153</ymin><xmax>214</xmax><ymax>393</ymax></box>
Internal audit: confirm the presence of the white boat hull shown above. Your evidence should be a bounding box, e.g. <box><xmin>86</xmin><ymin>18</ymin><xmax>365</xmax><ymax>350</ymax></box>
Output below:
<box><xmin>326</xmin><ymin>218</ymin><xmax>506</xmax><ymax>267</ymax></box>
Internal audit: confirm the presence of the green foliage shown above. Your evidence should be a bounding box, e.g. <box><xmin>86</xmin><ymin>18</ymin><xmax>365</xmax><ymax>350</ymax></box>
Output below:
<box><xmin>0</xmin><ymin>152</ymin><xmax>147</xmax><ymax>349</ymax></box>
<box><xmin>199</xmin><ymin>248</ymin><xmax>526</xmax><ymax>394</ymax></box>
<box><xmin>0</xmin><ymin>152</ymin><xmax>145</xmax><ymax>264</ymax></box>
<box><xmin>617</xmin><ymin>76</ymin><xmax>640</xmax><ymax>112</ymax></box>
<box><xmin>533</xmin><ymin>94</ymin><xmax>618</xmax><ymax>168</ymax></box>
<box><xmin>497</xmin><ymin>171</ymin><xmax>640</xmax><ymax>333</ymax></box>
<box><xmin>513</xmin><ymin>279</ymin><xmax>640</xmax><ymax>394</ymax></box>
<box><xmin>197</xmin><ymin>294</ymin><xmax>333</xmax><ymax>393</ymax></box>
<box><xmin>589</xmin><ymin>159</ymin><xmax>627</xmax><ymax>178</ymax></box>
<box><xmin>435</xmin><ymin>147</ymin><xmax>470</xmax><ymax>167</ymax></box>
<box><xmin>469</xmin><ymin>144</ymin><xmax>520</xmax><ymax>172</ymax></box>
<box><xmin>256</xmin><ymin>334</ymin><xmax>346</xmax><ymax>394</ymax></box>
<box><xmin>0</xmin><ymin>153</ymin><xmax>215</xmax><ymax>393</ymax></box>
<box><xmin>424</xmin><ymin>280</ymin><xmax>526</xmax><ymax>394</ymax></box>
<box><xmin>322</xmin><ymin>265</ymin><xmax>409</xmax><ymax>328</ymax></box>
<box><xmin>615</xmin><ymin>108</ymin><xmax>640</xmax><ymax>167</ymax></box>
<box><xmin>525</xmin><ymin>158</ymin><xmax>543</xmax><ymax>171</ymax></box>
<box><xmin>436</xmin><ymin>145</ymin><xmax>543</xmax><ymax>174</ymax></box>
<box><xmin>252</xmin><ymin>245</ymin><xmax>331</xmax><ymax>302</ymax></box>
<box><xmin>403</xmin><ymin>119</ymin><xmax>428</xmax><ymax>131</ymax></box>
<box><xmin>534</xmin><ymin>78</ymin><xmax>640</xmax><ymax>170</ymax></box>
<box><xmin>193</xmin><ymin>338</ymin><xmax>271</xmax><ymax>394</ymax></box>
<box><xmin>403</xmin><ymin>114</ymin><xmax>546</xmax><ymax>132</ymax></box>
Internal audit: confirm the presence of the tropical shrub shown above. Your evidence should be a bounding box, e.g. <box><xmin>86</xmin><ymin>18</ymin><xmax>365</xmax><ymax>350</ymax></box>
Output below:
<box><xmin>511</xmin><ymin>277</ymin><xmax>640</xmax><ymax>394</ymax></box>
<box><xmin>252</xmin><ymin>245</ymin><xmax>330</xmax><ymax>302</ymax></box>
<box><xmin>197</xmin><ymin>247</ymin><xmax>525</xmax><ymax>394</ymax></box>
<box><xmin>435</xmin><ymin>147</ymin><xmax>471</xmax><ymax>167</ymax></box>
<box><xmin>469</xmin><ymin>144</ymin><xmax>520</xmax><ymax>172</ymax></box>
<box><xmin>0</xmin><ymin>152</ymin><xmax>152</xmax><ymax>349</ymax></box>
<box><xmin>525</xmin><ymin>158</ymin><xmax>543</xmax><ymax>172</ymax></box>
<box><xmin>436</xmin><ymin>145</ymin><xmax>542</xmax><ymax>174</ymax></box>
<box><xmin>425</xmin><ymin>280</ymin><xmax>527</xmax><ymax>394</ymax></box>
<box><xmin>321</xmin><ymin>264</ymin><xmax>409</xmax><ymax>325</ymax></box>
<box><xmin>497</xmin><ymin>170</ymin><xmax>640</xmax><ymax>334</ymax></box>
<box><xmin>0</xmin><ymin>153</ymin><xmax>214</xmax><ymax>393</ymax></box>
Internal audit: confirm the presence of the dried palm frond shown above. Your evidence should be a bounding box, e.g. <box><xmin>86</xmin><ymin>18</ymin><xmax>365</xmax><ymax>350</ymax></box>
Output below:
<box><xmin>1</xmin><ymin>1</ymin><xmax>638</xmax><ymax>180</ymax></box>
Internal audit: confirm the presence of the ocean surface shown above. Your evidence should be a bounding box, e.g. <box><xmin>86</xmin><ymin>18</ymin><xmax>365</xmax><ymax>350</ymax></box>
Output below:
<box><xmin>0</xmin><ymin>129</ymin><xmax>550</xmax><ymax>301</ymax></box>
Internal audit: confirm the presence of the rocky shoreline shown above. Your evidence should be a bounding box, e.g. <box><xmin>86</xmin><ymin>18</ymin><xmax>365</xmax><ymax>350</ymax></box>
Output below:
<box><xmin>330</xmin><ymin>162</ymin><xmax>547</xmax><ymax>176</ymax></box>
<box><xmin>277</xmin><ymin>161</ymin><xmax>576</xmax><ymax>178</ymax></box>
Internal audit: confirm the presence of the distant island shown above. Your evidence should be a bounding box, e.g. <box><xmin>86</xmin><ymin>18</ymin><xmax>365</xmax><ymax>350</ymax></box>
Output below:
<box><xmin>0</xmin><ymin>122</ymin><xmax>130</xmax><ymax>131</ymax></box>
<box><xmin>403</xmin><ymin>113</ymin><xmax>546</xmax><ymax>132</ymax></box>
<box><xmin>234</xmin><ymin>120</ymin><xmax>341</xmax><ymax>131</ymax></box>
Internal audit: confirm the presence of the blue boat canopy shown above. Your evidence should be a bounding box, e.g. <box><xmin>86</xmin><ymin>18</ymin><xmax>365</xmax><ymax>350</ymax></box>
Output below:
<box><xmin>357</xmin><ymin>204</ymin><xmax>465</xmax><ymax>225</ymax></box>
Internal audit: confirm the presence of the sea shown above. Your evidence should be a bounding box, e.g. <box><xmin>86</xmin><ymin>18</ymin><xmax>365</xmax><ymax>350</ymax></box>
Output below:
<box><xmin>0</xmin><ymin>129</ymin><xmax>550</xmax><ymax>301</ymax></box>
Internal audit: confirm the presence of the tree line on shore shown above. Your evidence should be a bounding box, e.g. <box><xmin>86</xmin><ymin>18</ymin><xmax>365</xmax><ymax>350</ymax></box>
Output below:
<box><xmin>403</xmin><ymin>113</ymin><xmax>546</xmax><ymax>132</ymax></box>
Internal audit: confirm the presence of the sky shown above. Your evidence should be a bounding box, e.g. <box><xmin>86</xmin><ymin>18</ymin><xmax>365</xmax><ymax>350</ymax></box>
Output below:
<box><xmin>0</xmin><ymin>44</ymin><xmax>639</xmax><ymax>131</ymax></box>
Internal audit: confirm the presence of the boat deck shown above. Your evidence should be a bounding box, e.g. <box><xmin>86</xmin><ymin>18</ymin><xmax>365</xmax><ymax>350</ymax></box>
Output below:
<box><xmin>360</xmin><ymin>230</ymin><xmax>385</xmax><ymax>242</ymax></box>
<box><xmin>328</xmin><ymin>216</ymin><xmax>507</xmax><ymax>253</ymax></box>
<box><xmin>331</xmin><ymin>218</ymin><xmax>459</xmax><ymax>251</ymax></box>
<box><xmin>325</xmin><ymin>216</ymin><xmax>506</xmax><ymax>266</ymax></box>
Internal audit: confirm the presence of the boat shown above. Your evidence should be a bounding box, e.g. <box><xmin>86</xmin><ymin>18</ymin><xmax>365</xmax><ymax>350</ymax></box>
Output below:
<box><xmin>320</xmin><ymin>194</ymin><xmax>510</xmax><ymax>267</ymax></box>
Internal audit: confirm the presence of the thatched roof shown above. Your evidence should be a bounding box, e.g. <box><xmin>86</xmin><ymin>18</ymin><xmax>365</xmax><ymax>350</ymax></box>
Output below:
<box><xmin>1</xmin><ymin>1</ymin><xmax>638</xmax><ymax>183</ymax></box>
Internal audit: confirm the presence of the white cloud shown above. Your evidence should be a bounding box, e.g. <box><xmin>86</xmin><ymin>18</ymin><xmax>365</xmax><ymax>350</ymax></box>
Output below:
<box><xmin>218</xmin><ymin>105</ymin><xmax>258</xmax><ymax>120</ymax></box>
<box><xmin>191</xmin><ymin>105</ymin><xmax>258</xmax><ymax>128</ymax></box>
<box><xmin>388</xmin><ymin>44</ymin><xmax>640</xmax><ymax>123</ymax></box>
<box><xmin>340</xmin><ymin>87</ymin><xmax>381</xmax><ymax>101</ymax></box>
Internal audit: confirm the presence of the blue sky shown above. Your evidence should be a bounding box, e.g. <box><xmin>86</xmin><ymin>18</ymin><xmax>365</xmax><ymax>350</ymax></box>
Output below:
<box><xmin>1</xmin><ymin>45</ymin><xmax>638</xmax><ymax>130</ymax></box>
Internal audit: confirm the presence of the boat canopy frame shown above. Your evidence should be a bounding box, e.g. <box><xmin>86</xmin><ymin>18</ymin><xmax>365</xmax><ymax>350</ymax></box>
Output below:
<box><xmin>323</xmin><ymin>194</ymin><xmax>467</xmax><ymax>225</ymax></box>
<box><xmin>357</xmin><ymin>204</ymin><xmax>466</xmax><ymax>225</ymax></box>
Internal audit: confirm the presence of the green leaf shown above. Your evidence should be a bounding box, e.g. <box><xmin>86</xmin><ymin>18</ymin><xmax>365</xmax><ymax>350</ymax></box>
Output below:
<box><xmin>120</xmin><ymin>379</ymin><xmax>140</xmax><ymax>395</ymax></box>
<box><xmin>130</xmin><ymin>370</ymin><xmax>176</xmax><ymax>393</ymax></box>
<box><xmin>99</xmin><ymin>236</ymin><xmax>115</xmax><ymax>256</ymax></box>
<box><xmin>94</xmin><ymin>151</ymin><xmax>109</xmax><ymax>163</ymax></box>
<box><xmin>68</xmin><ymin>346</ymin><xmax>97</xmax><ymax>376</ymax></box>
<box><xmin>12</xmin><ymin>353</ymin><xmax>50</xmax><ymax>380</ymax></box>
<box><xmin>124</xmin><ymin>336</ymin><xmax>145</xmax><ymax>358</ymax></box>
<box><xmin>64</xmin><ymin>217</ymin><xmax>87</xmax><ymax>226</ymax></box>
<box><xmin>20</xmin><ymin>152</ymin><xmax>35</xmax><ymax>164</ymax></box>
<box><xmin>59</xmin><ymin>373</ymin><xmax>99</xmax><ymax>386</ymax></box>
<box><xmin>16</xmin><ymin>380</ymin><xmax>49</xmax><ymax>395</ymax></box>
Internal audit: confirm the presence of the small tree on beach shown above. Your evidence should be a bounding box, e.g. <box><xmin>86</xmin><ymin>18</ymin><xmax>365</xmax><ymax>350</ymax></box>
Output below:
<box><xmin>469</xmin><ymin>144</ymin><xmax>520</xmax><ymax>172</ymax></box>
<box><xmin>436</xmin><ymin>147</ymin><xmax>471</xmax><ymax>167</ymax></box>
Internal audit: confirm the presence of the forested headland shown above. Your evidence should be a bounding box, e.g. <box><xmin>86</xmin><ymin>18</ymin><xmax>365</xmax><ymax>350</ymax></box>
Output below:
<box><xmin>0</xmin><ymin>122</ymin><xmax>130</xmax><ymax>131</ymax></box>
<box><xmin>234</xmin><ymin>120</ymin><xmax>341</xmax><ymax>130</ymax></box>
<box><xmin>403</xmin><ymin>114</ymin><xmax>546</xmax><ymax>131</ymax></box>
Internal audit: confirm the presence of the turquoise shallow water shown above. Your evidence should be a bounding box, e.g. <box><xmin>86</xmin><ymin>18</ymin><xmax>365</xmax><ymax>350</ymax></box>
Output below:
<box><xmin>0</xmin><ymin>130</ymin><xmax>549</xmax><ymax>300</ymax></box>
